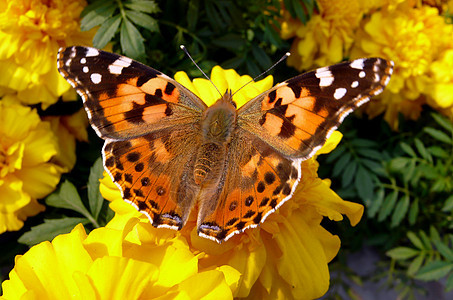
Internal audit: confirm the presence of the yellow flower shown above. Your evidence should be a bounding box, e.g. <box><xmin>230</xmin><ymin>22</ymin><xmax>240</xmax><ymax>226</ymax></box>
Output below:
<box><xmin>427</xmin><ymin>49</ymin><xmax>453</xmax><ymax>116</ymax></box>
<box><xmin>281</xmin><ymin>0</ymin><xmax>366</xmax><ymax>71</ymax></box>
<box><xmin>0</xmin><ymin>0</ymin><xmax>95</xmax><ymax>109</ymax></box>
<box><xmin>1</xmin><ymin>224</ymin><xmax>238</xmax><ymax>299</ymax></box>
<box><xmin>43</xmin><ymin>109</ymin><xmax>89</xmax><ymax>172</ymax></box>
<box><xmin>351</xmin><ymin>2</ymin><xmax>453</xmax><ymax>128</ymax></box>
<box><xmin>0</xmin><ymin>99</ymin><xmax>63</xmax><ymax>233</ymax></box>
<box><xmin>174</xmin><ymin>65</ymin><xmax>273</xmax><ymax>108</ymax></box>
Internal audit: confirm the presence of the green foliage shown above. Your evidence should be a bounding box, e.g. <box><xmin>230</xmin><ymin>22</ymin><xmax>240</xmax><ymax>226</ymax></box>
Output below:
<box><xmin>18</xmin><ymin>158</ymin><xmax>113</xmax><ymax>246</ymax></box>
<box><xmin>80</xmin><ymin>0</ymin><xmax>312</xmax><ymax>77</ymax></box>
<box><xmin>81</xmin><ymin>0</ymin><xmax>160</xmax><ymax>60</ymax></box>
<box><xmin>321</xmin><ymin>111</ymin><xmax>453</xmax><ymax>295</ymax></box>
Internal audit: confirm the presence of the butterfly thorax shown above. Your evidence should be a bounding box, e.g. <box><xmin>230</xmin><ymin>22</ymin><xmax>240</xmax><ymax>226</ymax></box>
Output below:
<box><xmin>193</xmin><ymin>91</ymin><xmax>237</xmax><ymax>185</ymax></box>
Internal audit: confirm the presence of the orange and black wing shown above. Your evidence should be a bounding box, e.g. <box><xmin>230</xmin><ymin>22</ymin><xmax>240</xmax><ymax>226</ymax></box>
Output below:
<box><xmin>57</xmin><ymin>46</ymin><xmax>207</xmax><ymax>140</ymax></box>
<box><xmin>238</xmin><ymin>58</ymin><xmax>393</xmax><ymax>159</ymax></box>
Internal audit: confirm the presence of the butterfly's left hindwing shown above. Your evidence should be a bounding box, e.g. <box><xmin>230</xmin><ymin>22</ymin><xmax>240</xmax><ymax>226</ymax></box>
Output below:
<box><xmin>57</xmin><ymin>46</ymin><xmax>207</xmax><ymax>140</ymax></box>
<box><xmin>238</xmin><ymin>58</ymin><xmax>394</xmax><ymax>159</ymax></box>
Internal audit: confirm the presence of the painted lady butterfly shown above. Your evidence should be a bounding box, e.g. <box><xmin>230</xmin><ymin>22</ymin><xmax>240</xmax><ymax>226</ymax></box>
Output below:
<box><xmin>57</xmin><ymin>47</ymin><xmax>393</xmax><ymax>243</ymax></box>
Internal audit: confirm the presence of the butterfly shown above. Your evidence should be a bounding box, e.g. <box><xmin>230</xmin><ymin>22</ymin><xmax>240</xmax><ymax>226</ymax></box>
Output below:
<box><xmin>57</xmin><ymin>46</ymin><xmax>393</xmax><ymax>243</ymax></box>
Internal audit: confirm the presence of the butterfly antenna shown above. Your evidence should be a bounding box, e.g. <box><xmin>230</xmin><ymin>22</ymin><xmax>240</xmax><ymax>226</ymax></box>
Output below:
<box><xmin>180</xmin><ymin>45</ymin><xmax>222</xmax><ymax>97</ymax></box>
<box><xmin>232</xmin><ymin>52</ymin><xmax>290</xmax><ymax>96</ymax></box>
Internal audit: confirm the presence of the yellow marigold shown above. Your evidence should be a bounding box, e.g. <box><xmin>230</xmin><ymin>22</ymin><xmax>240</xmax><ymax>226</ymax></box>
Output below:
<box><xmin>281</xmin><ymin>0</ymin><xmax>366</xmax><ymax>71</ymax></box>
<box><xmin>43</xmin><ymin>109</ymin><xmax>89</xmax><ymax>172</ymax></box>
<box><xmin>0</xmin><ymin>99</ymin><xmax>63</xmax><ymax>233</ymax></box>
<box><xmin>0</xmin><ymin>0</ymin><xmax>95</xmax><ymax>109</ymax></box>
<box><xmin>427</xmin><ymin>48</ymin><xmax>453</xmax><ymax>117</ymax></box>
<box><xmin>351</xmin><ymin>2</ymin><xmax>453</xmax><ymax>128</ymax></box>
<box><xmin>1</xmin><ymin>223</ymin><xmax>238</xmax><ymax>299</ymax></box>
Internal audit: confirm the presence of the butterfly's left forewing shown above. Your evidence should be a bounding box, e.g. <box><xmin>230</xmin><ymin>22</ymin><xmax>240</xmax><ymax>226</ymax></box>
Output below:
<box><xmin>57</xmin><ymin>46</ymin><xmax>207</xmax><ymax>140</ymax></box>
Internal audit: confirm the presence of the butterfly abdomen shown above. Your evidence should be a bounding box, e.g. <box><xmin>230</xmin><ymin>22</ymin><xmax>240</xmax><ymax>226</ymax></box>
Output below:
<box><xmin>194</xmin><ymin>143</ymin><xmax>225</xmax><ymax>185</ymax></box>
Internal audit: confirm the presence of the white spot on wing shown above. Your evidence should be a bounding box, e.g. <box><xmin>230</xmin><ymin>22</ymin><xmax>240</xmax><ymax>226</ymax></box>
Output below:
<box><xmin>359</xmin><ymin>71</ymin><xmax>366</xmax><ymax>78</ymax></box>
<box><xmin>374</xmin><ymin>73</ymin><xmax>381</xmax><ymax>82</ymax></box>
<box><xmin>350</xmin><ymin>59</ymin><xmax>365</xmax><ymax>70</ymax></box>
<box><xmin>86</xmin><ymin>48</ymin><xmax>99</xmax><ymax>57</ymax></box>
<box><xmin>108</xmin><ymin>57</ymin><xmax>133</xmax><ymax>75</ymax></box>
<box><xmin>90</xmin><ymin>73</ymin><xmax>102</xmax><ymax>84</ymax></box>
<box><xmin>83</xmin><ymin>66</ymin><xmax>89</xmax><ymax>73</ymax></box>
<box><xmin>334</xmin><ymin>88</ymin><xmax>347</xmax><ymax>99</ymax></box>
<box><xmin>315</xmin><ymin>67</ymin><xmax>334</xmax><ymax>87</ymax></box>
<box><xmin>80</xmin><ymin>58</ymin><xmax>86</xmax><ymax>64</ymax></box>
<box><xmin>351</xmin><ymin>81</ymin><xmax>359</xmax><ymax>88</ymax></box>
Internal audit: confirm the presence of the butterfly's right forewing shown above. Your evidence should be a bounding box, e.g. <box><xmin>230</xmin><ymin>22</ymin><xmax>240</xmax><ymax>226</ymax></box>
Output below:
<box><xmin>238</xmin><ymin>58</ymin><xmax>394</xmax><ymax>159</ymax></box>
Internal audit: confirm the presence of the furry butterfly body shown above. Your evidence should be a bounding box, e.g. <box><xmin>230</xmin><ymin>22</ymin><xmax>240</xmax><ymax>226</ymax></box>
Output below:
<box><xmin>57</xmin><ymin>46</ymin><xmax>393</xmax><ymax>243</ymax></box>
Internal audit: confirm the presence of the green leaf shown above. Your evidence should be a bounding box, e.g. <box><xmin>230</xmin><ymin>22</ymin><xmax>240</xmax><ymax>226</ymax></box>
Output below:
<box><xmin>46</xmin><ymin>181</ymin><xmax>90</xmax><ymax>217</ymax></box>
<box><xmin>355</xmin><ymin>165</ymin><xmax>374</xmax><ymax>201</ymax></box>
<box><xmin>88</xmin><ymin>158</ymin><xmax>105</xmax><ymax>220</ymax></box>
<box><xmin>431</xmin><ymin>112</ymin><xmax>453</xmax><ymax>132</ymax></box>
<box><xmin>428</xmin><ymin>146</ymin><xmax>448</xmax><ymax>158</ymax></box>
<box><xmin>81</xmin><ymin>1</ymin><xmax>117</xmax><ymax>31</ymax></box>
<box><xmin>367</xmin><ymin>188</ymin><xmax>384</xmax><ymax>218</ymax></box>
<box><xmin>124</xmin><ymin>0</ymin><xmax>160</xmax><ymax>14</ymax></box>
<box><xmin>222</xmin><ymin>56</ymin><xmax>246</xmax><ymax>69</ymax></box>
<box><xmin>125</xmin><ymin>10</ymin><xmax>159</xmax><ymax>32</ymax></box>
<box><xmin>186</xmin><ymin>0</ymin><xmax>199</xmax><ymax>30</ymax></box>
<box><xmin>430</xmin><ymin>226</ymin><xmax>441</xmax><ymax>242</ymax></box>
<box><xmin>408</xmin><ymin>199</ymin><xmax>419</xmax><ymax>225</ymax></box>
<box><xmin>361</xmin><ymin>159</ymin><xmax>385</xmax><ymax>176</ymax></box>
<box><xmin>120</xmin><ymin>18</ymin><xmax>145</xmax><ymax>60</ymax></box>
<box><xmin>414</xmin><ymin>138</ymin><xmax>431</xmax><ymax>162</ymax></box>
<box><xmin>93</xmin><ymin>14</ymin><xmax>122</xmax><ymax>49</ymax></box>
<box><xmin>387</xmin><ymin>247</ymin><xmax>419</xmax><ymax>260</ymax></box>
<box><xmin>251</xmin><ymin>45</ymin><xmax>272</xmax><ymax>70</ymax></box>
<box><xmin>391</xmin><ymin>194</ymin><xmax>409</xmax><ymax>227</ymax></box>
<box><xmin>349</xmin><ymin>138</ymin><xmax>378</xmax><ymax>148</ymax></box>
<box><xmin>18</xmin><ymin>218</ymin><xmax>89</xmax><ymax>246</ymax></box>
<box><xmin>332</xmin><ymin>151</ymin><xmax>352</xmax><ymax>177</ymax></box>
<box><xmin>264</xmin><ymin>22</ymin><xmax>283</xmax><ymax>46</ymax></box>
<box><xmin>356</xmin><ymin>148</ymin><xmax>383</xmax><ymax>160</ymax></box>
<box><xmin>291</xmin><ymin>0</ymin><xmax>308</xmax><ymax>24</ymax></box>
<box><xmin>446</xmin><ymin>272</ymin><xmax>453</xmax><ymax>292</ymax></box>
<box><xmin>419</xmin><ymin>230</ymin><xmax>432</xmax><ymax>250</ymax></box>
<box><xmin>400</xmin><ymin>142</ymin><xmax>417</xmax><ymax>157</ymax></box>
<box><xmin>408</xmin><ymin>254</ymin><xmax>425</xmax><ymax>276</ymax></box>
<box><xmin>378</xmin><ymin>190</ymin><xmax>398</xmax><ymax>222</ymax></box>
<box><xmin>407</xmin><ymin>231</ymin><xmax>424</xmax><ymax>250</ymax></box>
<box><xmin>325</xmin><ymin>145</ymin><xmax>345</xmax><ymax>163</ymax></box>
<box><xmin>212</xmin><ymin>34</ymin><xmax>246</xmax><ymax>50</ymax></box>
<box><xmin>424</xmin><ymin>127</ymin><xmax>452</xmax><ymax>144</ymax></box>
<box><xmin>403</xmin><ymin>160</ymin><xmax>416</xmax><ymax>184</ymax></box>
<box><xmin>389</xmin><ymin>157</ymin><xmax>410</xmax><ymax>172</ymax></box>
<box><xmin>443</xmin><ymin>195</ymin><xmax>453</xmax><ymax>212</ymax></box>
<box><xmin>417</xmin><ymin>163</ymin><xmax>439</xmax><ymax>180</ymax></box>
<box><xmin>342</xmin><ymin>161</ymin><xmax>357</xmax><ymax>187</ymax></box>
<box><xmin>433</xmin><ymin>239</ymin><xmax>453</xmax><ymax>261</ymax></box>
<box><xmin>81</xmin><ymin>0</ymin><xmax>115</xmax><ymax>18</ymax></box>
<box><xmin>415</xmin><ymin>261</ymin><xmax>453</xmax><ymax>281</ymax></box>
